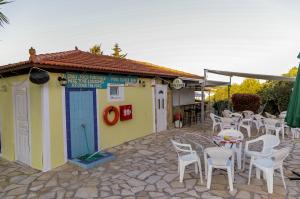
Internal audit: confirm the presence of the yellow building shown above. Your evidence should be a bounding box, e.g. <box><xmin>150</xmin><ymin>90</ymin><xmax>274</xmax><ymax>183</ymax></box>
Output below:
<box><xmin>0</xmin><ymin>48</ymin><xmax>200</xmax><ymax>171</ymax></box>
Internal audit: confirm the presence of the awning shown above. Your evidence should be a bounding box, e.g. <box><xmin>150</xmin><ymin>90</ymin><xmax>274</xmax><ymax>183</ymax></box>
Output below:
<box><xmin>206</xmin><ymin>69</ymin><xmax>295</xmax><ymax>82</ymax></box>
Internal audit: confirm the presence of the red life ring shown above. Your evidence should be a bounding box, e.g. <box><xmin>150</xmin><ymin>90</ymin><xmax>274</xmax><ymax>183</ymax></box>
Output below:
<box><xmin>103</xmin><ymin>106</ymin><xmax>119</xmax><ymax>126</ymax></box>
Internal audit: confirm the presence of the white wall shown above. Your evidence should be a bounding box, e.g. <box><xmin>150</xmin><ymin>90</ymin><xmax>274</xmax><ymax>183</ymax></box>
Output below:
<box><xmin>173</xmin><ymin>88</ymin><xmax>195</xmax><ymax>106</ymax></box>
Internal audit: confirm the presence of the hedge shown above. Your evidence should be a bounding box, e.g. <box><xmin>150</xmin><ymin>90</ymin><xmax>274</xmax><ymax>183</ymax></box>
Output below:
<box><xmin>231</xmin><ymin>93</ymin><xmax>261</xmax><ymax>113</ymax></box>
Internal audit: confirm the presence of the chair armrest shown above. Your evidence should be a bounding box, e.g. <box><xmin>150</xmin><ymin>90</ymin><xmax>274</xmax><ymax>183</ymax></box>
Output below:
<box><xmin>244</xmin><ymin>138</ymin><xmax>261</xmax><ymax>152</ymax></box>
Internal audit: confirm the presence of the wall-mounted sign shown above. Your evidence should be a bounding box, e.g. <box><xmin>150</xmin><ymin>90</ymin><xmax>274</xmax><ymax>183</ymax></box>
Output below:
<box><xmin>119</xmin><ymin>105</ymin><xmax>133</xmax><ymax>121</ymax></box>
<box><xmin>171</xmin><ymin>78</ymin><xmax>185</xmax><ymax>90</ymax></box>
<box><xmin>65</xmin><ymin>73</ymin><xmax>138</xmax><ymax>89</ymax></box>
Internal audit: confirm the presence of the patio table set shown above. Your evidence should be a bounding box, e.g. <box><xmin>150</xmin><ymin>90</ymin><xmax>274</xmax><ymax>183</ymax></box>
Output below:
<box><xmin>171</xmin><ymin>110</ymin><xmax>293</xmax><ymax>194</ymax></box>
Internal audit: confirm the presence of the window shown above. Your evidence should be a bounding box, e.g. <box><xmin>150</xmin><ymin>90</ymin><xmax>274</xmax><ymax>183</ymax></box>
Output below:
<box><xmin>110</xmin><ymin>86</ymin><xmax>119</xmax><ymax>96</ymax></box>
<box><xmin>107</xmin><ymin>84</ymin><xmax>124</xmax><ymax>102</ymax></box>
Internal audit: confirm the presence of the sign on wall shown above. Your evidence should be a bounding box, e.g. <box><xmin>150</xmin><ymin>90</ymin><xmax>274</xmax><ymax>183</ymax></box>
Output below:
<box><xmin>119</xmin><ymin>105</ymin><xmax>133</xmax><ymax>121</ymax></box>
<box><xmin>65</xmin><ymin>73</ymin><xmax>138</xmax><ymax>89</ymax></box>
<box><xmin>171</xmin><ymin>78</ymin><xmax>185</xmax><ymax>90</ymax></box>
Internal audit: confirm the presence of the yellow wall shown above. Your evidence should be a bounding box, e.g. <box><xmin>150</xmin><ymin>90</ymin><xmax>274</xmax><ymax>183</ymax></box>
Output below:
<box><xmin>98</xmin><ymin>78</ymin><xmax>154</xmax><ymax>149</ymax></box>
<box><xmin>0</xmin><ymin>73</ymin><xmax>154</xmax><ymax>170</ymax></box>
<box><xmin>0</xmin><ymin>75</ymin><xmax>43</xmax><ymax>170</ymax></box>
<box><xmin>48</xmin><ymin>73</ymin><xmax>65</xmax><ymax>169</ymax></box>
<box><xmin>47</xmin><ymin>74</ymin><xmax>154</xmax><ymax>169</ymax></box>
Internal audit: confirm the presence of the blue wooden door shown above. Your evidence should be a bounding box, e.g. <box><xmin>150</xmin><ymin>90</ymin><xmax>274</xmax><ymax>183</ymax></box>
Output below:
<box><xmin>66</xmin><ymin>88</ymin><xmax>98</xmax><ymax>159</ymax></box>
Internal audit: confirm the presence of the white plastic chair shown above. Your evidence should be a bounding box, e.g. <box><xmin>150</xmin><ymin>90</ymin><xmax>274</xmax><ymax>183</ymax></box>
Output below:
<box><xmin>248</xmin><ymin>147</ymin><xmax>290</xmax><ymax>194</ymax></box>
<box><xmin>252</xmin><ymin>114</ymin><xmax>265</xmax><ymax>134</ymax></box>
<box><xmin>204</xmin><ymin>147</ymin><xmax>235</xmax><ymax>191</ymax></box>
<box><xmin>239</xmin><ymin>118</ymin><xmax>252</xmax><ymax>138</ymax></box>
<box><xmin>279</xmin><ymin>111</ymin><xmax>289</xmax><ymax>137</ymax></box>
<box><xmin>222</xmin><ymin>110</ymin><xmax>232</xmax><ymax>118</ymax></box>
<box><xmin>264</xmin><ymin>118</ymin><xmax>284</xmax><ymax>139</ymax></box>
<box><xmin>291</xmin><ymin>128</ymin><xmax>300</xmax><ymax>139</ymax></box>
<box><xmin>243</xmin><ymin>134</ymin><xmax>280</xmax><ymax>171</ymax></box>
<box><xmin>218</xmin><ymin>129</ymin><xmax>244</xmax><ymax>170</ymax></box>
<box><xmin>183</xmin><ymin>133</ymin><xmax>216</xmax><ymax>154</ymax></box>
<box><xmin>221</xmin><ymin>117</ymin><xmax>237</xmax><ymax>130</ymax></box>
<box><xmin>242</xmin><ymin>110</ymin><xmax>254</xmax><ymax>119</ymax></box>
<box><xmin>171</xmin><ymin>139</ymin><xmax>203</xmax><ymax>183</ymax></box>
<box><xmin>278</xmin><ymin>111</ymin><xmax>287</xmax><ymax>119</ymax></box>
<box><xmin>265</xmin><ymin>112</ymin><xmax>277</xmax><ymax>119</ymax></box>
<box><xmin>210</xmin><ymin>113</ymin><xmax>222</xmax><ymax>132</ymax></box>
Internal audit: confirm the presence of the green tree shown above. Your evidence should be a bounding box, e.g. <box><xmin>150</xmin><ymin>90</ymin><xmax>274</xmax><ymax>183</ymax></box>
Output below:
<box><xmin>90</xmin><ymin>44</ymin><xmax>103</xmax><ymax>55</ymax></box>
<box><xmin>0</xmin><ymin>0</ymin><xmax>10</xmax><ymax>27</ymax></box>
<box><xmin>212</xmin><ymin>79</ymin><xmax>261</xmax><ymax>102</ymax></box>
<box><xmin>283</xmin><ymin>67</ymin><xmax>298</xmax><ymax>77</ymax></box>
<box><xmin>111</xmin><ymin>43</ymin><xmax>127</xmax><ymax>58</ymax></box>
<box><xmin>257</xmin><ymin>67</ymin><xmax>297</xmax><ymax>115</ymax></box>
<box><xmin>239</xmin><ymin>79</ymin><xmax>261</xmax><ymax>94</ymax></box>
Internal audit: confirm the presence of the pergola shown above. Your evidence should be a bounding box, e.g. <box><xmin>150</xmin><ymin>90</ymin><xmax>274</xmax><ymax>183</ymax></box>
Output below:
<box><xmin>200</xmin><ymin>69</ymin><xmax>296</xmax><ymax>123</ymax></box>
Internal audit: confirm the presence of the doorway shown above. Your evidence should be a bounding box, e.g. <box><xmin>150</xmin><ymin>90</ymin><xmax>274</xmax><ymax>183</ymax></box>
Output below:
<box><xmin>155</xmin><ymin>84</ymin><xmax>168</xmax><ymax>132</ymax></box>
<box><xmin>14</xmin><ymin>84</ymin><xmax>31</xmax><ymax>166</ymax></box>
<box><xmin>65</xmin><ymin>88</ymin><xmax>98</xmax><ymax>159</ymax></box>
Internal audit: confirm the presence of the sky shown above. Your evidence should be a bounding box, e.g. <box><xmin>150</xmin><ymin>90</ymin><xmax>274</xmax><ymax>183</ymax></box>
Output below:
<box><xmin>0</xmin><ymin>0</ymin><xmax>300</xmax><ymax>83</ymax></box>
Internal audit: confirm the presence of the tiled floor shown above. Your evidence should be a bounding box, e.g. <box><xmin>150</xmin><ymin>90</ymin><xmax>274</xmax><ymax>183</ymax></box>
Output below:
<box><xmin>0</xmin><ymin>122</ymin><xmax>300</xmax><ymax>199</ymax></box>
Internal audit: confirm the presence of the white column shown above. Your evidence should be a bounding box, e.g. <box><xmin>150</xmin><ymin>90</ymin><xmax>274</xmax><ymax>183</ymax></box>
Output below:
<box><xmin>42</xmin><ymin>83</ymin><xmax>51</xmax><ymax>171</ymax></box>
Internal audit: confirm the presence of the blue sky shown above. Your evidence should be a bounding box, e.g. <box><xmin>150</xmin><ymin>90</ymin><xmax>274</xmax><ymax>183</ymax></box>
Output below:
<box><xmin>0</xmin><ymin>0</ymin><xmax>300</xmax><ymax>82</ymax></box>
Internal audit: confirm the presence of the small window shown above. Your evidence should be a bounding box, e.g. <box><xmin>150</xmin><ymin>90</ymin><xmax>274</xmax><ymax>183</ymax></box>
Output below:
<box><xmin>158</xmin><ymin>99</ymin><xmax>161</xmax><ymax>109</ymax></box>
<box><xmin>108</xmin><ymin>84</ymin><xmax>124</xmax><ymax>102</ymax></box>
<box><xmin>110</xmin><ymin>86</ymin><xmax>119</xmax><ymax>96</ymax></box>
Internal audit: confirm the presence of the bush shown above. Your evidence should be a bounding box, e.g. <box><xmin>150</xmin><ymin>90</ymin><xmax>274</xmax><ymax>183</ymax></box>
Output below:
<box><xmin>212</xmin><ymin>100</ymin><xmax>230</xmax><ymax>116</ymax></box>
<box><xmin>257</xmin><ymin>81</ymin><xmax>294</xmax><ymax>115</ymax></box>
<box><xmin>231</xmin><ymin>93</ymin><xmax>261</xmax><ymax>113</ymax></box>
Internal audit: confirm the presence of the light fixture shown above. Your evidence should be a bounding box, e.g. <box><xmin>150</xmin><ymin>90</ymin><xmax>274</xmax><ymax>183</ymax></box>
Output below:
<box><xmin>138</xmin><ymin>79</ymin><xmax>146</xmax><ymax>87</ymax></box>
<box><xmin>58</xmin><ymin>76</ymin><xmax>67</xmax><ymax>86</ymax></box>
<box><xmin>28</xmin><ymin>67</ymin><xmax>50</xmax><ymax>85</ymax></box>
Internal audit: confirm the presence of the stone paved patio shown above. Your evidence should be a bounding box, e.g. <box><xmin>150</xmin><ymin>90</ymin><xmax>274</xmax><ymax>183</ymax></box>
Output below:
<box><xmin>1</xmin><ymin>121</ymin><xmax>300</xmax><ymax>199</ymax></box>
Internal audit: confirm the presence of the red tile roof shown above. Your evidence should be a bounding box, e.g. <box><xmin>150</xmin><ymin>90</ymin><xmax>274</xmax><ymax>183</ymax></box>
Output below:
<box><xmin>0</xmin><ymin>49</ymin><xmax>201</xmax><ymax>79</ymax></box>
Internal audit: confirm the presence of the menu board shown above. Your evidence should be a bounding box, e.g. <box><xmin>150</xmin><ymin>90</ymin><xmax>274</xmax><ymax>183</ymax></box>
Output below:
<box><xmin>65</xmin><ymin>73</ymin><xmax>138</xmax><ymax>89</ymax></box>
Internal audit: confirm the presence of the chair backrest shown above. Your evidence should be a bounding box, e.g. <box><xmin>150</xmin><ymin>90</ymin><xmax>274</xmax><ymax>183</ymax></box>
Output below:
<box><xmin>222</xmin><ymin>110</ymin><xmax>232</xmax><ymax>117</ymax></box>
<box><xmin>263</xmin><ymin>118</ymin><xmax>281</xmax><ymax>128</ymax></box>
<box><xmin>183</xmin><ymin>133</ymin><xmax>216</xmax><ymax>152</ymax></box>
<box><xmin>253</xmin><ymin>114</ymin><xmax>264</xmax><ymax>121</ymax></box>
<box><xmin>205</xmin><ymin>147</ymin><xmax>233</xmax><ymax>166</ymax></box>
<box><xmin>265</xmin><ymin>112</ymin><xmax>277</xmax><ymax>119</ymax></box>
<box><xmin>171</xmin><ymin>139</ymin><xmax>193</xmax><ymax>156</ymax></box>
<box><xmin>242</xmin><ymin>110</ymin><xmax>254</xmax><ymax>119</ymax></box>
<box><xmin>261</xmin><ymin>134</ymin><xmax>280</xmax><ymax>153</ymax></box>
<box><xmin>229</xmin><ymin>113</ymin><xmax>242</xmax><ymax>123</ymax></box>
<box><xmin>210</xmin><ymin>113</ymin><xmax>221</xmax><ymax>123</ymax></box>
<box><xmin>218</xmin><ymin>129</ymin><xmax>244</xmax><ymax>140</ymax></box>
<box><xmin>221</xmin><ymin>117</ymin><xmax>235</xmax><ymax>124</ymax></box>
<box><xmin>279</xmin><ymin>111</ymin><xmax>287</xmax><ymax>119</ymax></box>
<box><xmin>271</xmin><ymin>147</ymin><xmax>289</xmax><ymax>164</ymax></box>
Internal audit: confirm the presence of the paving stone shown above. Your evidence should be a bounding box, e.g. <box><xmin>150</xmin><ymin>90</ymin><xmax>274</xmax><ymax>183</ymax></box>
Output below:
<box><xmin>145</xmin><ymin>184</ymin><xmax>156</xmax><ymax>191</ymax></box>
<box><xmin>236</xmin><ymin>190</ymin><xmax>251</xmax><ymax>199</ymax></box>
<box><xmin>185</xmin><ymin>190</ymin><xmax>199</xmax><ymax>197</ymax></box>
<box><xmin>74</xmin><ymin>187</ymin><xmax>98</xmax><ymax>198</ymax></box>
<box><xmin>149</xmin><ymin>191</ymin><xmax>165</xmax><ymax>197</ymax></box>
<box><xmin>156</xmin><ymin>179</ymin><xmax>170</xmax><ymax>189</ymax></box>
<box><xmin>100</xmin><ymin>191</ymin><xmax>111</xmax><ymax>197</ymax></box>
<box><xmin>163</xmin><ymin>174</ymin><xmax>178</xmax><ymax>182</ymax></box>
<box><xmin>121</xmin><ymin>189</ymin><xmax>134</xmax><ymax>196</ymax></box>
<box><xmin>137</xmin><ymin>171</ymin><xmax>155</xmax><ymax>180</ymax></box>
<box><xmin>131</xmin><ymin>185</ymin><xmax>145</xmax><ymax>193</ymax></box>
<box><xmin>146</xmin><ymin>175</ymin><xmax>161</xmax><ymax>184</ymax></box>
<box><xmin>128</xmin><ymin>178</ymin><xmax>147</xmax><ymax>187</ymax></box>
<box><xmin>30</xmin><ymin>184</ymin><xmax>44</xmax><ymax>191</ymax></box>
<box><xmin>6</xmin><ymin>186</ymin><xmax>27</xmax><ymax>196</ymax></box>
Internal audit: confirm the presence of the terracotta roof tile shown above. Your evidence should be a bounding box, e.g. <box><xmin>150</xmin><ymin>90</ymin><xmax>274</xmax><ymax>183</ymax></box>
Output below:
<box><xmin>0</xmin><ymin>49</ymin><xmax>201</xmax><ymax>79</ymax></box>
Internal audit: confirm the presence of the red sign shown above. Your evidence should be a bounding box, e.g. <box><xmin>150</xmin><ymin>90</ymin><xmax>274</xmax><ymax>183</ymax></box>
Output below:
<box><xmin>119</xmin><ymin>105</ymin><xmax>133</xmax><ymax>121</ymax></box>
